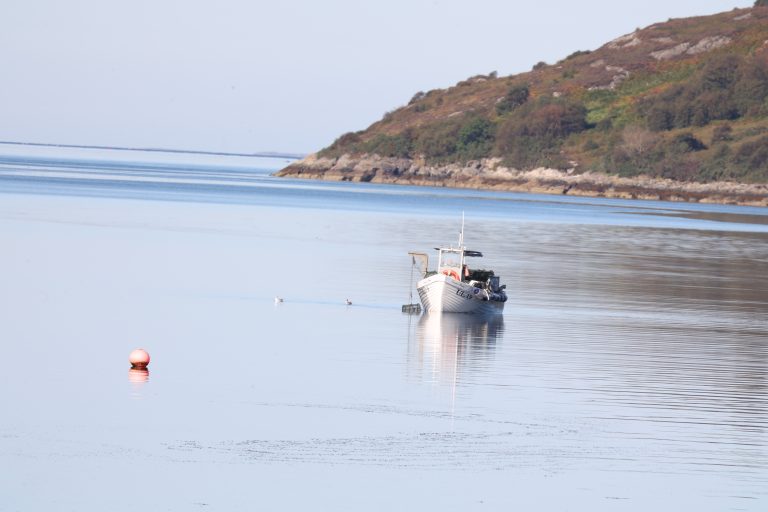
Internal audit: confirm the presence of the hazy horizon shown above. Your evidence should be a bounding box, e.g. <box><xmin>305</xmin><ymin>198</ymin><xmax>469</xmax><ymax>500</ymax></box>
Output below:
<box><xmin>1</xmin><ymin>0</ymin><xmax>754</xmax><ymax>154</ymax></box>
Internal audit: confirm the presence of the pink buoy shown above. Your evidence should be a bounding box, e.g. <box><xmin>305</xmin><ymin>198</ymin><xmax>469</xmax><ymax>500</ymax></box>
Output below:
<box><xmin>129</xmin><ymin>348</ymin><xmax>150</xmax><ymax>369</ymax></box>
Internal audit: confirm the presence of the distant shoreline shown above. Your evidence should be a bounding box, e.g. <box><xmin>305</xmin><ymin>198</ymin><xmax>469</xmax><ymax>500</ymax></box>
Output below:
<box><xmin>0</xmin><ymin>140</ymin><xmax>305</xmax><ymax>161</ymax></box>
<box><xmin>276</xmin><ymin>153</ymin><xmax>768</xmax><ymax>207</ymax></box>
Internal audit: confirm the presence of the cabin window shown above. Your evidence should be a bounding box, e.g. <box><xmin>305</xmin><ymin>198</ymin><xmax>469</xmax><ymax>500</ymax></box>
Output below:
<box><xmin>440</xmin><ymin>250</ymin><xmax>461</xmax><ymax>269</ymax></box>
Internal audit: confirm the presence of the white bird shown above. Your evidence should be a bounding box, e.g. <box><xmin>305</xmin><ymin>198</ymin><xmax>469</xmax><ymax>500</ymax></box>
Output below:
<box><xmin>345</xmin><ymin>298</ymin><xmax>352</xmax><ymax>305</ymax></box>
<box><xmin>274</xmin><ymin>296</ymin><xmax>284</xmax><ymax>304</ymax></box>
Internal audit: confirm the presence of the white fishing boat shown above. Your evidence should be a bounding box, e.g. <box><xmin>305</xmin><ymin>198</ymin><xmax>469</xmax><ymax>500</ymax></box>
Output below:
<box><xmin>409</xmin><ymin>219</ymin><xmax>507</xmax><ymax>314</ymax></box>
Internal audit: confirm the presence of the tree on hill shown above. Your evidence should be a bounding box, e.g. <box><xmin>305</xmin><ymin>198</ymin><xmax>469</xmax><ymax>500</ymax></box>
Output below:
<box><xmin>756</xmin><ymin>0</ymin><xmax>768</xmax><ymax>7</ymax></box>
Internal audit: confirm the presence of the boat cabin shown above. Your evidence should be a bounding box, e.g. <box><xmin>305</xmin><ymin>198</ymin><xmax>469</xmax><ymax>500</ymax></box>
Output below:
<box><xmin>436</xmin><ymin>247</ymin><xmax>484</xmax><ymax>282</ymax></box>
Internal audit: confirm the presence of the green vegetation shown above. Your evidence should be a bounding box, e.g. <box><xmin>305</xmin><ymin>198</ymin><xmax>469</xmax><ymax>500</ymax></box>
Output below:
<box><xmin>495</xmin><ymin>84</ymin><xmax>530</xmax><ymax>115</ymax></box>
<box><xmin>456</xmin><ymin>117</ymin><xmax>495</xmax><ymax>160</ymax></box>
<box><xmin>495</xmin><ymin>98</ymin><xmax>588</xmax><ymax>169</ymax></box>
<box><xmin>641</xmin><ymin>54</ymin><xmax>768</xmax><ymax>131</ymax></box>
<box><xmin>317</xmin><ymin>5</ymin><xmax>768</xmax><ymax>184</ymax></box>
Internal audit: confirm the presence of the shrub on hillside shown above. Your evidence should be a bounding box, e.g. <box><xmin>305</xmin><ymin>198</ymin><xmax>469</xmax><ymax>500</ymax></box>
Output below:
<box><xmin>319</xmin><ymin>131</ymin><xmax>363</xmax><ymax>157</ymax></box>
<box><xmin>699</xmin><ymin>144</ymin><xmax>732</xmax><ymax>181</ymax></box>
<box><xmin>670</xmin><ymin>132</ymin><xmax>707</xmax><ymax>153</ymax></box>
<box><xmin>409</xmin><ymin>91</ymin><xmax>426</xmax><ymax>105</ymax></box>
<box><xmin>456</xmin><ymin>117</ymin><xmax>495</xmax><ymax>160</ymax></box>
<box><xmin>601</xmin><ymin>126</ymin><xmax>663</xmax><ymax>177</ymax></box>
<box><xmin>700</xmin><ymin>135</ymin><xmax>768</xmax><ymax>182</ymax></box>
<box><xmin>656</xmin><ymin>156</ymin><xmax>702</xmax><ymax>181</ymax></box>
<box><xmin>734</xmin><ymin>135</ymin><xmax>768</xmax><ymax>170</ymax></box>
<box><xmin>700</xmin><ymin>54</ymin><xmax>741</xmax><ymax>91</ymax></box>
<box><xmin>646</xmin><ymin>105</ymin><xmax>674</xmax><ymax>131</ymax></box>
<box><xmin>500</xmin><ymin>135</ymin><xmax>571</xmax><ymax>170</ymax></box>
<box><xmin>711</xmin><ymin>124</ymin><xmax>733</xmax><ymax>144</ymax></box>
<box><xmin>600</xmin><ymin>129</ymin><xmax>707</xmax><ymax>179</ymax></box>
<box><xmin>733</xmin><ymin>61</ymin><xmax>768</xmax><ymax>116</ymax></box>
<box><xmin>412</xmin><ymin>115</ymin><xmax>497</xmax><ymax>163</ymax></box>
<box><xmin>564</xmin><ymin>50</ymin><xmax>591</xmax><ymax>61</ymax></box>
<box><xmin>496</xmin><ymin>84</ymin><xmax>530</xmax><ymax>115</ymax></box>
<box><xmin>412</xmin><ymin>118</ymin><xmax>463</xmax><ymax>161</ymax></box>
<box><xmin>583</xmin><ymin>139</ymin><xmax>600</xmax><ymax>151</ymax></box>
<box><xmin>510</xmin><ymin>101</ymin><xmax>587</xmax><ymax>139</ymax></box>
<box><xmin>362</xmin><ymin>131</ymin><xmax>414</xmax><ymax>158</ymax></box>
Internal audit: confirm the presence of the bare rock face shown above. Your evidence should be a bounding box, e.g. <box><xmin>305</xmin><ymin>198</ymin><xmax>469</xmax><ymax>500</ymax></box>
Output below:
<box><xmin>276</xmin><ymin>154</ymin><xmax>768</xmax><ymax>206</ymax></box>
<box><xmin>650</xmin><ymin>35</ymin><xmax>732</xmax><ymax>60</ymax></box>
<box><xmin>608</xmin><ymin>32</ymin><xmax>641</xmax><ymax>49</ymax></box>
<box><xmin>650</xmin><ymin>42</ymin><xmax>691</xmax><ymax>60</ymax></box>
<box><xmin>686</xmin><ymin>35</ymin><xmax>732</xmax><ymax>55</ymax></box>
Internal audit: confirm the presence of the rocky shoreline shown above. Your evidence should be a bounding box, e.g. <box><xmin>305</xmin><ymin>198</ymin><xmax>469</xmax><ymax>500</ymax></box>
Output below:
<box><xmin>276</xmin><ymin>153</ymin><xmax>768</xmax><ymax>207</ymax></box>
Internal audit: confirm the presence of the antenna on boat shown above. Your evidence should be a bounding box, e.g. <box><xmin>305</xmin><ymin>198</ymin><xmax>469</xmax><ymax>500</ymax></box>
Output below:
<box><xmin>459</xmin><ymin>211</ymin><xmax>465</xmax><ymax>248</ymax></box>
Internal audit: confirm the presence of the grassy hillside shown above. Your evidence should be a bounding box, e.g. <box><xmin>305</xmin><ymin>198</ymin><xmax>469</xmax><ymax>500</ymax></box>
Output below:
<box><xmin>317</xmin><ymin>4</ymin><xmax>768</xmax><ymax>184</ymax></box>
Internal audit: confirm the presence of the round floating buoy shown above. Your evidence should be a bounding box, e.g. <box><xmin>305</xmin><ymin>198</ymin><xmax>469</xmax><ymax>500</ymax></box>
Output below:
<box><xmin>129</xmin><ymin>348</ymin><xmax>150</xmax><ymax>369</ymax></box>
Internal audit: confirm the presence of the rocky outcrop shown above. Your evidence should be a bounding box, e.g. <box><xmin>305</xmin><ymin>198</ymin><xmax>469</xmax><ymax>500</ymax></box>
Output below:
<box><xmin>649</xmin><ymin>35</ymin><xmax>732</xmax><ymax>60</ymax></box>
<box><xmin>276</xmin><ymin>154</ymin><xmax>768</xmax><ymax>206</ymax></box>
<box><xmin>650</xmin><ymin>42</ymin><xmax>692</xmax><ymax>60</ymax></box>
<box><xmin>686</xmin><ymin>35</ymin><xmax>732</xmax><ymax>55</ymax></box>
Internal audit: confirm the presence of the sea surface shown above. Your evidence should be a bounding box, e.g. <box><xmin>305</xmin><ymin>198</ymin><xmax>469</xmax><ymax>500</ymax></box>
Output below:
<box><xmin>1</xmin><ymin>150</ymin><xmax>766</xmax><ymax>511</ymax></box>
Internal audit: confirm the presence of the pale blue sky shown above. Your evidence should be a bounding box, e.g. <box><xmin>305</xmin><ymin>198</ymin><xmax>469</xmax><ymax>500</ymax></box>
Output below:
<box><xmin>0</xmin><ymin>0</ymin><xmax>754</xmax><ymax>153</ymax></box>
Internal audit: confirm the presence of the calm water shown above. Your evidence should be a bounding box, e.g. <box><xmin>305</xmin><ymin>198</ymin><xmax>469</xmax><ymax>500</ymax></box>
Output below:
<box><xmin>1</xmin><ymin>153</ymin><xmax>767</xmax><ymax>511</ymax></box>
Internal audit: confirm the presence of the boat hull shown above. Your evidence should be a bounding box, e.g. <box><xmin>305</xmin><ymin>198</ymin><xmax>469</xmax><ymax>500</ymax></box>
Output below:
<box><xmin>416</xmin><ymin>274</ymin><xmax>505</xmax><ymax>314</ymax></box>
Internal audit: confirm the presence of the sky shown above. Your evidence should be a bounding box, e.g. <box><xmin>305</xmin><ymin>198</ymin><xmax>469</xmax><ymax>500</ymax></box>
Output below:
<box><xmin>0</xmin><ymin>0</ymin><xmax>755</xmax><ymax>154</ymax></box>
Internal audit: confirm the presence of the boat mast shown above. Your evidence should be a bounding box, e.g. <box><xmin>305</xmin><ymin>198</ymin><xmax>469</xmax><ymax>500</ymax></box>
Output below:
<box><xmin>459</xmin><ymin>212</ymin><xmax>465</xmax><ymax>271</ymax></box>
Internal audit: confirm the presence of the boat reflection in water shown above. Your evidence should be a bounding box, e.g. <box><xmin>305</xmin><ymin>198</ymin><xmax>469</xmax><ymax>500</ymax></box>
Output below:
<box><xmin>409</xmin><ymin>313</ymin><xmax>504</xmax><ymax>386</ymax></box>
